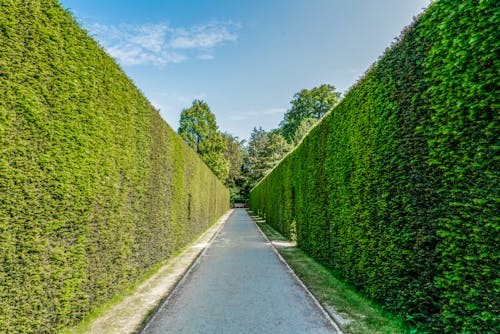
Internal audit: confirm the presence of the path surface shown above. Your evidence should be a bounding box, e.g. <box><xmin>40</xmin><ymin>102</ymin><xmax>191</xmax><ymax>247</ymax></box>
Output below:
<box><xmin>141</xmin><ymin>209</ymin><xmax>338</xmax><ymax>334</ymax></box>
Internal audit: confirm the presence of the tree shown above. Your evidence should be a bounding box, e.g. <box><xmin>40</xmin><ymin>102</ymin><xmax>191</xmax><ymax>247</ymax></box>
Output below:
<box><xmin>178</xmin><ymin>99</ymin><xmax>215</xmax><ymax>152</ymax></box>
<box><xmin>243</xmin><ymin>127</ymin><xmax>268</xmax><ymax>189</ymax></box>
<box><xmin>243</xmin><ymin>127</ymin><xmax>291</xmax><ymax>193</ymax></box>
<box><xmin>293</xmin><ymin>117</ymin><xmax>317</xmax><ymax>144</ymax></box>
<box><xmin>178</xmin><ymin>100</ymin><xmax>229</xmax><ymax>180</ymax></box>
<box><xmin>265</xmin><ymin>129</ymin><xmax>292</xmax><ymax>169</ymax></box>
<box><xmin>221</xmin><ymin>132</ymin><xmax>246</xmax><ymax>201</ymax></box>
<box><xmin>280</xmin><ymin>84</ymin><xmax>340</xmax><ymax>143</ymax></box>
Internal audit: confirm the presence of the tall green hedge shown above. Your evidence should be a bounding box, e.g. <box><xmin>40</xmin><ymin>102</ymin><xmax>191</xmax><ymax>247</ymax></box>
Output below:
<box><xmin>0</xmin><ymin>1</ymin><xmax>229</xmax><ymax>332</ymax></box>
<box><xmin>250</xmin><ymin>1</ymin><xmax>499</xmax><ymax>332</ymax></box>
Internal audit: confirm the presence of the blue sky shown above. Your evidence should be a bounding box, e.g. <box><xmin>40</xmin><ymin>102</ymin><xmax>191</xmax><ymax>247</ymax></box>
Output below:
<box><xmin>59</xmin><ymin>0</ymin><xmax>430</xmax><ymax>141</ymax></box>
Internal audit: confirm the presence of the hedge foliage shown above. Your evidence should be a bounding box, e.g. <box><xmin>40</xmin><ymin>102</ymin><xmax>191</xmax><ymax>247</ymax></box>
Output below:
<box><xmin>250</xmin><ymin>1</ymin><xmax>499</xmax><ymax>332</ymax></box>
<box><xmin>0</xmin><ymin>1</ymin><xmax>229</xmax><ymax>332</ymax></box>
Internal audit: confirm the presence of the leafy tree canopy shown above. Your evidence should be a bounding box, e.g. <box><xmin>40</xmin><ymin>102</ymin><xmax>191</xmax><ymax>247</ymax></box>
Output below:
<box><xmin>178</xmin><ymin>100</ymin><xmax>229</xmax><ymax>180</ymax></box>
<box><xmin>280</xmin><ymin>84</ymin><xmax>341</xmax><ymax>143</ymax></box>
<box><xmin>221</xmin><ymin>132</ymin><xmax>247</xmax><ymax>200</ymax></box>
<box><xmin>243</xmin><ymin>127</ymin><xmax>291</xmax><ymax>192</ymax></box>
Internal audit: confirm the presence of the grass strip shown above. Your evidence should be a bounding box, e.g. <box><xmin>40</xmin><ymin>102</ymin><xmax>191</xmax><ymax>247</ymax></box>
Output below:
<box><xmin>253</xmin><ymin>215</ymin><xmax>413</xmax><ymax>334</ymax></box>
<box><xmin>61</xmin><ymin>211</ymin><xmax>232</xmax><ymax>334</ymax></box>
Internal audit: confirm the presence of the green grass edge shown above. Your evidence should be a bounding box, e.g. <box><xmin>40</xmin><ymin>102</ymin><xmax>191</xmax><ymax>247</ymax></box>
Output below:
<box><xmin>249</xmin><ymin>210</ymin><xmax>416</xmax><ymax>334</ymax></box>
<box><xmin>60</xmin><ymin>213</ymin><xmax>228</xmax><ymax>334</ymax></box>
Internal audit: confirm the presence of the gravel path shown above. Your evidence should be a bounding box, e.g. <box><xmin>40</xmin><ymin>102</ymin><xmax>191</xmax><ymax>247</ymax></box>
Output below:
<box><xmin>140</xmin><ymin>209</ymin><xmax>339</xmax><ymax>334</ymax></box>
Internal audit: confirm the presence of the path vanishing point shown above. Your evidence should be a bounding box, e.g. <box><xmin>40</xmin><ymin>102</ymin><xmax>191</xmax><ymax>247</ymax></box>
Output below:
<box><xmin>140</xmin><ymin>209</ymin><xmax>341</xmax><ymax>334</ymax></box>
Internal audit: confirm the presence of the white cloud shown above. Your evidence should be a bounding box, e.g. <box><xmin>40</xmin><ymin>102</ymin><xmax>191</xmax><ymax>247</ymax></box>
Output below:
<box><xmin>169</xmin><ymin>22</ymin><xmax>238</xmax><ymax>49</ymax></box>
<box><xmin>87</xmin><ymin>21</ymin><xmax>239</xmax><ymax>66</ymax></box>
<box><xmin>106</xmin><ymin>44</ymin><xmax>186</xmax><ymax>66</ymax></box>
<box><xmin>130</xmin><ymin>24</ymin><xmax>168</xmax><ymax>52</ymax></box>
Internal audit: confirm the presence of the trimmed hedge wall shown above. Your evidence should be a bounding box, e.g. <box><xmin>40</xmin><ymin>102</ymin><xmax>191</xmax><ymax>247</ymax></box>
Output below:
<box><xmin>0</xmin><ymin>1</ymin><xmax>229</xmax><ymax>333</ymax></box>
<box><xmin>250</xmin><ymin>1</ymin><xmax>499</xmax><ymax>332</ymax></box>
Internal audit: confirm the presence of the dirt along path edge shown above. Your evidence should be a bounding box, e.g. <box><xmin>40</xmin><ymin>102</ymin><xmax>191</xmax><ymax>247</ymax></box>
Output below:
<box><xmin>251</xmin><ymin>212</ymin><xmax>346</xmax><ymax>334</ymax></box>
<box><xmin>74</xmin><ymin>209</ymin><xmax>234</xmax><ymax>334</ymax></box>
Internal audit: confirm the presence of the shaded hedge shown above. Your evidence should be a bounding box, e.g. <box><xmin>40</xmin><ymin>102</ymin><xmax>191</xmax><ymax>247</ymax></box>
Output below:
<box><xmin>250</xmin><ymin>1</ymin><xmax>499</xmax><ymax>332</ymax></box>
<box><xmin>0</xmin><ymin>1</ymin><xmax>229</xmax><ymax>332</ymax></box>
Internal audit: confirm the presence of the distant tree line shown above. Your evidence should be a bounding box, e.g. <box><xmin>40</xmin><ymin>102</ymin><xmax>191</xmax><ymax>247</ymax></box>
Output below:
<box><xmin>178</xmin><ymin>84</ymin><xmax>340</xmax><ymax>202</ymax></box>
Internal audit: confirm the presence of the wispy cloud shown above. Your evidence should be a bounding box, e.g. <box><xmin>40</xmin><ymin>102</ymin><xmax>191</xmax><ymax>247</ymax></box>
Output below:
<box><xmin>169</xmin><ymin>22</ymin><xmax>238</xmax><ymax>49</ymax></box>
<box><xmin>88</xmin><ymin>21</ymin><xmax>239</xmax><ymax>66</ymax></box>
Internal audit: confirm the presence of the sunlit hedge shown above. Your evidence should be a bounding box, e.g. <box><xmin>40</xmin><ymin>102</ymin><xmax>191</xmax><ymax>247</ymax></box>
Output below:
<box><xmin>0</xmin><ymin>1</ymin><xmax>229</xmax><ymax>332</ymax></box>
<box><xmin>250</xmin><ymin>1</ymin><xmax>499</xmax><ymax>332</ymax></box>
